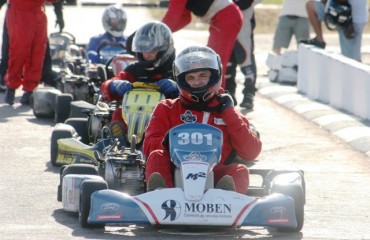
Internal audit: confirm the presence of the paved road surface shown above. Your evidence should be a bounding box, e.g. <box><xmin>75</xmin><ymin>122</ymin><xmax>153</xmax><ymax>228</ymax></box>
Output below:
<box><xmin>0</xmin><ymin>4</ymin><xmax>370</xmax><ymax>240</ymax></box>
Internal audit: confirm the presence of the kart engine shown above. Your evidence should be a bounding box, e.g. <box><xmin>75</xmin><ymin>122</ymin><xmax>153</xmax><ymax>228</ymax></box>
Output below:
<box><xmin>103</xmin><ymin>150</ymin><xmax>146</xmax><ymax>195</ymax></box>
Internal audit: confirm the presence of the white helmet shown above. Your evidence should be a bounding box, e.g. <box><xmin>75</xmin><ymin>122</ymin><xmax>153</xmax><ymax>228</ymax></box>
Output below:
<box><xmin>102</xmin><ymin>4</ymin><xmax>127</xmax><ymax>37</ymax></box>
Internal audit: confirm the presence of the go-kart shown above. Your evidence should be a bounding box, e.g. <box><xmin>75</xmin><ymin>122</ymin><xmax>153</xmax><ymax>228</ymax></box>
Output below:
<box><xmin>32</xmin><ymin>34</ymin><xmax>137</xmax><ymax>123</ymax></box>
<box><xmin>59</xmin><ymin>123</ymin><xmax>305</xmax><ymax>232</ymax></box>
<box><xmin>50</xmin><ymin>82</ymin><xmax>165</xmax><ymax>166</ymax></box>
<box><xmin>32</xmin><ymin>32</ymin><xmax>88</xmax><ymax>119</ymax></box>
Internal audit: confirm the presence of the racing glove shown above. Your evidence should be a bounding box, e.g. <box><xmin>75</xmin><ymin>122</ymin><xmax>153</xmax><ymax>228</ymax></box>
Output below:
<box><xmin>156</xmin><ymin>78</ymin><xmax>179</xmax><ymax>98</ymax></box>
<box><xmin>216</xmin><ymin>93</ymin><xmax>234</xmax><ymax>112</ymax></box>
<box><xmin>109</xmin><ymin>80</ymin><xmax>133</xmax><ymax>96</ymax></box>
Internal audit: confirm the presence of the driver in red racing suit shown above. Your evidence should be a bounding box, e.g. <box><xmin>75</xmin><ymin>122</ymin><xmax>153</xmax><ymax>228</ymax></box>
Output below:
<box><xmin>143</xmin><ymin>46</ymin><xmax>261</xmax><ymax>194</ymax></box>
<box><xmin>100</xmin><ymin>22</ymin><xmax>179</xmax><ymax>131</ymax></box>
<box><xmin>4</xmin><ymin>0</ymin><xmax>61</xmax><ymax>105</ymax></box>
<box><xmin>162</xmin><ymin>0</ymin><xmax>242</xmax><ymax>89</ymax></box>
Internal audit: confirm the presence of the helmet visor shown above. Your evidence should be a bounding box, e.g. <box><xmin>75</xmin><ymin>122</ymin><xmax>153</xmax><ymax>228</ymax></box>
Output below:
<box><xmin>174</xmin><ymin>50</ymin><xmax>219</xmax><ymax>78</ymax></box>
<box><xmin>133</xmin><ymin>35</ymin><xmax>169</xmax><ymax>53</ymax></box>
<box><xmin>109</xmin><ymin>18</ymin><xmax>126</xmax><ymax>32</ymax></box>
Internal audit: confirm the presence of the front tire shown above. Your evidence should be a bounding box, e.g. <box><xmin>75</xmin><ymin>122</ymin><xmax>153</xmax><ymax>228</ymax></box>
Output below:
<box><xmin>79</xmin><ymin>179</ymin><xmax>108</xmax><ymax>228</ymax></box>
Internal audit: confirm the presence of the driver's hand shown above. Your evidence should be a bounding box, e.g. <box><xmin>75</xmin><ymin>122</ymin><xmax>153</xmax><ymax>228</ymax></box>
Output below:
<box><xmin>216</xmin><ymin>93</ymin><xmax>234</xmax><ymax>112</ymax></box>
<box><xmin>156</xmin><ymin>78</ymin><xmax>179</xmax><ymax>98</ymax></box>
<box><xmin>109</xmin><ymin>80</ymin><xmax>133</xmax><ymax>96</ymax></box>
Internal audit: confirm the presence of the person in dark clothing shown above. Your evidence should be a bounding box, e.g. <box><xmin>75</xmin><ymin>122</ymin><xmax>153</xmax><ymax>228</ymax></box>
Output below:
<box><xmin>1</xmin><ymin>0</ymin><xmax>63</xmax><ymax>105</ymax></box>
<box><xmin>225</xmin><ymin>0</ymin><xmax>260</xmax><ymax>110</ymax></box>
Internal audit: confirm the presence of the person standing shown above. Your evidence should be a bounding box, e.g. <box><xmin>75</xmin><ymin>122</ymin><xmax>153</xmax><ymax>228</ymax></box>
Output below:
<box><xmin>4</xmin><ymin>0</ymin><xmax>62</xmax><ymax>106</ymax></box>
<box><xmin>225</xmin><ymin>0</ymin><xmax>261</xmax><ymax>110</ymax></box>
<box><xmin>161</xmin><ymin>0</ymin><xmax>243</xmax><ymax>90</ymax></box>
<box><xmin>272</xmin><ymin>0</ymin><xmax>310</xmax><ymax>55</ymax></box>
<box><xmin>301</xmin><ymin>0</ymin><xmax>368</xmax><ymax>62</ymax></box>
<box><xmin>0</xmin><ymin>0</ymin><xmax>64</xmax><ymax>92</ymax></box>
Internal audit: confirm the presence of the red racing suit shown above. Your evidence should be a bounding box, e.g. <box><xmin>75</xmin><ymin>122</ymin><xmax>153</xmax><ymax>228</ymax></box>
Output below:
<box><xmin>143</xmin><ymin>95</ymin><xmax>262</xmax><ymax>194</ymax></box>
<box><xmin>162</xmin><ymin>0</ymin><xmax>243</xmax><ymax>89</ymax></box>
<box><xmin>5</xmin><ymin>0</ymin><xmax>58</xmax><ymax>92</ymax></box>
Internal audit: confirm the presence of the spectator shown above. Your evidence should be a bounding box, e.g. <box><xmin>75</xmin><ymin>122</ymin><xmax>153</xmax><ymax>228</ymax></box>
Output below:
<box><xmin>100</xmin><ymin>22</ymin><xmax>179</xmax><ymax>131</ymax></box>
<box><xmin>86</xmin><ymin>4</ymin><xmax>127</xmax><ymax>64</ymax></box>
<box><xmin>273</xmin><ymin>0</ymin><xmax>310</xmax><ymax>55</ymax></box>
<box><xmin>3</xmin><ymin>0</ymin><xmax>63</xmax><ymax>106</ymax></box>
<box><xmin>226</xmin><ymin>0</ymin><xmax>261</xmax><ymax>110</ymax></box>
<box><xmin>161</xmin><ymin>0</ymin><xmax>243</xmax><ymax>89</ymax></box>
<box><xmin>0</xmin><ymin>1</ymin><xmax>63</xmax><ymax>92</ymax></box>
<box><xmin>143</xmin><ymin>46</ymin><xmax>262</xmax><ymax>193</ymax></box>
<box><xmin>301</xmin><ymin>0</ymin><xmax>368</xmax><ymax>62</ymax></box>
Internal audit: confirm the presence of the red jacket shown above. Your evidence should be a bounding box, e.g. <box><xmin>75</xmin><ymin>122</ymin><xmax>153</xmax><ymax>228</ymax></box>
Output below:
<box><xmin>143</xmin><ymin>97</ymin><xmax>262</xmax><ymax>164</ymax></box>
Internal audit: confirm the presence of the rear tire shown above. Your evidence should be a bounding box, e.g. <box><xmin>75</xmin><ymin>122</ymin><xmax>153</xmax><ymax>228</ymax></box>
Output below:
<box><xmin>64</xmin><ymin>118</ymin><xmax>89</xmax><ymax>144</ymax></box>
<box><xmin>55</xmin><ymin>94</ymin><xmax>73</xmax><ymax>123</ymax></box>
<box><xmin>79</xmin><ymin>179</ymin><xmax>108</xmax><ymax>228</ymax></box>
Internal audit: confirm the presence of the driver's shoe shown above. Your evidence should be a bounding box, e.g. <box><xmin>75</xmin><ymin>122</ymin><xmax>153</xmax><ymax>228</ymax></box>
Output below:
<box><xmin>240</xmin><ymin>94</ymin><xmax>254</xmax><ymax>110</ymax></box>
<box><xmin>20</xmin><ymin>91</ymin><xmax>32</xmax><ymax>105</ymax></box>
<box><xmin>5</xmin><ymin>88</ymin><xmax>15</xmax><ymax>106</ymax></box>
<box><xmin>215</xmin><ymin>175</ymin><xmax>235</xmax><ymax>192</ymax></box>
<box><xmin>147</xmin><ymin>172</ymin><xmax>167</xmax><ymax>191</ymax></box>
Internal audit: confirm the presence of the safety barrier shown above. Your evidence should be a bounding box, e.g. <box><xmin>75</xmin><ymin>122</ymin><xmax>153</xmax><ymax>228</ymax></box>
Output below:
<box><xmin>297</xmin><ymin>44</ymin><xmax>370</xmax><ymax>120</ymax></box>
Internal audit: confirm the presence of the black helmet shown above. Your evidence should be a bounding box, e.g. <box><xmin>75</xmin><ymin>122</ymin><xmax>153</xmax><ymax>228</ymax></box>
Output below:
<box><xmin>173</xmin><ymin>46</ymin><xmax>222</xmax><ymax>103</ymax></box>
<box><xmin>102</xmin><ymin>4</ymin><xmax>127</xmax><ymax>37</ymax></box>
<box><xmin>324</xmin><ymin>1</ymin><xmax>352</xmax><ymax>31</ymax></box>
<box><xmin>132</xmin><ymin>22</ymin><xmax>175</xmax><ymax>71</ymax></box>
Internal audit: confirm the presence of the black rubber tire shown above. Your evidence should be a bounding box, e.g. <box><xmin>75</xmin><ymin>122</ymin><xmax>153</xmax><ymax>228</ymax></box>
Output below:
<box><xmin>64</xmin><ymin>118</ymin><xmax>89</xmax><ymax>144</ymax></box>
<box><xmin>274</xmin><ymin>183</ymin><xmax>305</xmax><ymax>232</ymax></box>
<box><xmin>58</xmin><ymin>164</ymin><xmax>99</xmax><ymax>202</ymax></box>
<box><xmin>50</xmin><ymin>126</ymin><xmax>75</xmax><ymax>166</ymax></box>
<box><xmin>55</xmin><ymin>94</ymin><xmax>73</xmax><ymax>123</ymax></box>
<box><xmin>61</xmin><ymin>163</ymin><xmax>98</xmax><ymax>177</ymax></box>
<box><xmin>79</xmin><ymin>179</ymin><xmax>108</xmax><ymax>228</ymax></box>
<box><xmin>68</xmin><ymin>101</ymin><xmax>95</xmax><ymax>119</ymax></box>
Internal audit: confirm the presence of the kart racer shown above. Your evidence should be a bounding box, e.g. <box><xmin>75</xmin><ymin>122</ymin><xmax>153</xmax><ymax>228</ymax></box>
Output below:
<box><xmin>143</xmin><ymin>45</ymin><xmax>262</xmax><ymax>194</ymax></box>
<box><xmin>100</xmin><ymin>21</ymin><xmax>179</xmax><ymax>131</ymax></box>
<box><xmin>87</xmin><ymin>4</ymin><xmax>128</xmax><ymax>64</ymax></box>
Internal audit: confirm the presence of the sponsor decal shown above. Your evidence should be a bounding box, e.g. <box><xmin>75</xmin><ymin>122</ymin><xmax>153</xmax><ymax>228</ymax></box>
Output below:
<box><xmin>160</xmin><ymin>199</ymin><xmax>233</xmax><ymax>221</ymax></box>
<box><xmin>97</xmin><ymin>214</ymin><xmax>122</xmax><ymax>220</ymax></box>
<box><xmin>184</xmin><ymin>152</ymin><xmax>207</xmax><ymax>162</ymax></box>
<box><xmin>161</xmin><ymin>200</ymin><xmax>181</xmax><ymax>221</ymax></box>
<box><xmin>268</xmin><ymin>206</ymin><xmax>289</xmax><ymax>224</ymax></box>
<box><xmin>101</xmin><ymin>203</ymin><xmax>120</xmax><ymax>211</ymax></box>
<box><xmin>180</xmin><ymin>110</ymin><xmax>197</xmax><ymax>123</ymax></box>
<box><xmin>185</xmin><ymin>172</ymin><xmax>206</xmax><ymax>180</ymax></box>
<box><xmin>57</xmin><ymin>149</ymin><xmax>94</xmax><ymax>165</ymax></box>
<box><xmin>213</xmin><ymin>118</ymin><xmax>226</xmax><ymax>125</ymax></box>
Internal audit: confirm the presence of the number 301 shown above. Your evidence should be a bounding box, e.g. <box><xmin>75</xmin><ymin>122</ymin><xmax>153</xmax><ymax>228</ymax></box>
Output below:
<box><xmin>177</xmin><ymin>132</ymin><xmax>213</xmax><ymax>145</ymax></box>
